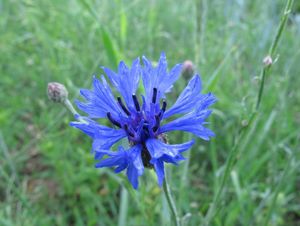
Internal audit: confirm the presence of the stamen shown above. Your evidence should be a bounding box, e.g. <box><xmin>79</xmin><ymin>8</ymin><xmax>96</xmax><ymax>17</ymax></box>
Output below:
<box><xmin>107</xmin><ymin>112</ymin><xmax>121</xmax><ymax>128</ymax></box>
<box><xmin>152</xmin><ymin>88</ymin><xmax>157</xmax><ymax>104</ymax></box>
<box><xmin>152</xmin><ymin>115</ymin><xmax>160</xmax><ymax>132</ymax></box>
<box><xmin>124</xmin><ymin>124</ymin><xmax>134</xmax><ymax>137</ymax></box>
<box><xmin>157</xmin><ymin>100</ymin><xmax>167</xmax><ymax>119</ymax></box>
<box><xmin>117</xmin><ymin>97</ymin><xmax>131</xmax><ymax>116</ymax></box>
<box><xmin>132</xmin><ymin>94</ymin><xmax>140</xmax><ymax>112</ymax></box>
<box><xmin>143</xmin><ymin>124</ymin><xmax>150</xmax><ymax>137</ymax></box>
<box><xmin>158</xmin><ymin>112</ymin><xmax>162</xmax><ymax>118</ymax></box>
<box><xmin>161</xmin><ymin>100</ymin><xmax>167</xmax><ymax>112</ymax></box>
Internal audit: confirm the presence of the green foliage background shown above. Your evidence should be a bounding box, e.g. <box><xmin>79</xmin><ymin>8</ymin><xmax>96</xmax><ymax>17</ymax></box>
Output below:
<box><xmin>0</xmin><ymin>0</ymin><xmax>299</xmax><ymax>225</ymax></box>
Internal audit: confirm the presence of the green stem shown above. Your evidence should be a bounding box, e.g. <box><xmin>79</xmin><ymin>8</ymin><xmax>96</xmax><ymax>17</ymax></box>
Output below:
<box><xmin>203</xmin><ymin>0</ymin><xmax>294</xmax><ymax>224</ymax></box>
<box><xmin>118</xmin><ymin>186</ymin><xmax>128</xmax><ymax>226</ymax></box>
<box><xmin>63</xmin><ymin>99</ymin><xmax>79</xmax><ymax>116</ymax></box>
<box><xmin>163</xmin><ymin>176</ymin><xmax>181</xmax><ymax>226</ymax></box>
<box><xmin>117</xmin><ymin>140</ymin><xmax>129</xmax><ymax>226</ymax></box>
<box><xmin>63</xmin><ymin>99</ymin><xmax>86</xmax><ymax>123</ymax></box>
<box><xmin>255</xmin><ymin>67</ymin><xmax>267</xmax><ymax>110</ymax></box>
<box><xmin>268</xmin><ymin>0</ymin><xmax>294</xmax><ymax>57</ymax></box>
<box><xmin>203</xmin><ymin>112</ymin><xmax>257</xmax><ymax>225</ymax></box>
<box><xmin>255</xmin><ymin>0</ymin><xmax>294</xmax><ymax>110</ymax></box>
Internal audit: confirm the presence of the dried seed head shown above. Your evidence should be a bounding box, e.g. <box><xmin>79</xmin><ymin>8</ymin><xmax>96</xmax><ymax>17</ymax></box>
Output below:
<box><xmin>47</xmin><ymin>82</ymin><xmax>68</xmax><ymax>103</ymax></box>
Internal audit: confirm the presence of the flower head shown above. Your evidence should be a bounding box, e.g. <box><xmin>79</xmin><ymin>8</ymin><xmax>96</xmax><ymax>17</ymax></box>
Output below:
<box><xmin>71</xmin><ymin>53</ymin><xmax>216</xmax><ymax>189</ymax></box>
<box><xmin>182</xmin><ymin>60</ymin><xmax>195</xmax><ymax>78</ymax></box>
<box><xmin>48</xmin><ymin>82</ymin><xmax>68</xmax><ymax>103</ymax></box>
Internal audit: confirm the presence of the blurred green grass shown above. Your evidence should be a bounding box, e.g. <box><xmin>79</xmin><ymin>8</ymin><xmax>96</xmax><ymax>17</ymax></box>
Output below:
<box><xmin>0</xmin><ymin>0</ymin><xmax>300</xmax><ymax>225</ymax></box>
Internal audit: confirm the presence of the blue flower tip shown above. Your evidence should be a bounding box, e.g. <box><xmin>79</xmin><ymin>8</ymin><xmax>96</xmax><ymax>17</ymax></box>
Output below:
<box><xmin>190</xmin><ymin>139</ymin><xmax>195</xmax><ymax>145</ymax></box>
<box><xmin>119</xmin><ymin>60</ymin><xmax>126</xmax><ymax>67</ymax></box>
<box><xmin>142</xmin><ymin>55</ymin><xmax>149</xmax><ymax>62</ymax></box>
<box><xmin>133</xmin><ymin>57</ymin><xmax>140</xmax><ymax>63</ymax></box>
<box><xmin>195</xmin><ymin>74</ymin><xmax>201</xmax><ymax>80</ymax></box>
<box><xmin>94</xmin><ymin>163</ymin><xmax>101</xmax><ymax>168</ymax></box>
<box><xmin>158</xmin><ymin>180</ymin><xmax>164</xmax><ymax>187</ymax></box>
<box><xmin>74</xmin><ymin>113</ymin><xmax>81</xmax><ymax>119</ymax></box>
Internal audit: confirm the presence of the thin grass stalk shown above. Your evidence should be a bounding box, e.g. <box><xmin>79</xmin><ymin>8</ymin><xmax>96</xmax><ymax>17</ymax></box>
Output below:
<box><xmin>256</xmin><ymin>0</ymin><xmax>294</xmax><ymax>110</ymax></box>
<box><xmin>262</xmin><ymin>155</ymin><xmax>293</xmax><ymax>226</ymax></box>
<box><xmin>203</xmin><ymin>0</ymin><xmax>294</xmax><ymax>224</ymax></box>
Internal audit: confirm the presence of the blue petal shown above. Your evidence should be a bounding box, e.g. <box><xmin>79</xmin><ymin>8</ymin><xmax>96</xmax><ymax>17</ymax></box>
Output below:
<box><xmin>80</xmin><ymin>89</ymin><xmax>94</xmax><ymax>100</ymax></box>
<box><xmin>94</xmin><ymin>145</ymin><xmax>144</xmax><ymax>189</ymax></box>
<box><xmin>164</xmin><ymin>75</ymin><xmax>203</xmax><ymax>118</ymax></box>
<box><xmin>146</xmin><ymin>139</ymin><xmax>194</xmax><ymax>160</ymax></box>
<box><xmin>160</xmin><ymin>154</ymin><xmax>185</xmax><ymax>165</ymax></box>
<box><xmin>95</xmin><ymin>147</ymin><xmax>129</xmax><ymax>171</ymax></box>
<box><xmin>142</xmin><ymin>52</ymin><xmax>182</xmax><ymax>103</ymax></box>
<box><xmin>75</xmin><ymin>100</ymin><xmax>103</xmax><ymax>118</ymax></box>
<box><xmin>153</xmin><ymin>159</ymin><xmax>165</xmax><ymax>187</ymax></box>
<box><xmin>70</xmin><ymin>117</ymin><xmax>126</xmax><ymax>151</ymax></box>
<box><xmin>94</xmin><ymin>150</ymin><xmax>112</xmax><ymax>160</ymax></box>
<box><xmin>196</xmin><ymin>93</ymin><xmax>217</xmax><ymax>111</ymax></box>
<box><xmin>76</xmin><ymin>76</ymin><xmax>125</xmax><ymax>119</ymax></box>
<box><xmin>160</xmin><ymin>109</ymin><xmax>215</xmax><ymax>140</ymax></box>
<box><xmin>103</xmin><ymin>58</ymin><xmax>140</xmax><ymax>109</ymax></box>
<box><xmin>126</xmin><ymin>145</ymin><xmax>144</xmax><ymax>189</ymax></box>
<box><xmin>145</xmin><ymin>139</ymin><xmax>194</xmax><ymax>186</ymax></box>
<box><xmin>129</xmin><ymin>145</ymin><xmax>144</xmax><ymax>176</ymax></box>
<box><xmin>160</xmin><ymin>63</ymin><xmax>182</xmax><ymax>95</ymax></box>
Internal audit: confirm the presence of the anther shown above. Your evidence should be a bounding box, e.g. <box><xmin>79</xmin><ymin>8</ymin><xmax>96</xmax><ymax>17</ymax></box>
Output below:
<box><xmin>107</xmin><ymin>112</ymin><xmax>121</xmax><ymax>128</ymax></box>
<box><xmin>152</xmin><ymin>115</ymin><xmax>160</xmax><ymax>132</ymax></box>
<box><xmin>157</xmin><ymin>100</ymin><xmax>167</xmax><ymax>119</ymax></box>
<box><xmin>124</xmin><ymin>124</ymin><xmax>134</xmax><ymax>137</ymax></box>
<box><xmin>152</xmin><ymin>88</ymin><xmax>157</xmax><ymax>104</ymax></box>
<box><xmin>132</xmin><ymin>94</ymin><xmax>140</xmax><ymax>112</ymax></box>
<box><xmin>142</xmin><ymin>124</ymin><xmax>150</xmax><ymax>137</ymax></box>
<box><xmin>117</xmin><ymin>97</ymin><xmax>131</xmax><ymax>116</ymax></box>
<box><xmin>161</xmin><ymin>100</ymin><xmax>167</xmax><ymax>112</ymax></box>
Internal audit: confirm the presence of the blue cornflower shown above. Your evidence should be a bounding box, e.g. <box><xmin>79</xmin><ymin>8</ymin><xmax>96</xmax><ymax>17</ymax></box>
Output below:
<box><xmin>70</xmin><ymin>53</ymin><xmax>216</xmax><ymax>189</ymax></box>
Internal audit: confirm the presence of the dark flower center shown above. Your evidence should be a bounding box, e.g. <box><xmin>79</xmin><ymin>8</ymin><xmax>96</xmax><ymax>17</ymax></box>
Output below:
<box><xmin>106</xmin><ymin>88</ymin><xmax>168</xmax><ymax>168</ymax></box>
<box><xmin>141</xmin><ymin>144</ymin><xmax>153</xmax><ymax>168</ymax></box>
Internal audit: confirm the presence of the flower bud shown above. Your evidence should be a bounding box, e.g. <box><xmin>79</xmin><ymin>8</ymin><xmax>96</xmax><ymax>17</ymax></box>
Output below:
<box><xmin>47</xmin><ymin>82</ymin><xmax>68</xmax><ymax>103</ymax></box>
<box><xmin>263</xmin><ymin>55</ymin><xmax>273</xmax><ymax>67</ymax></box>
<box><xmin>182</xmin><ymin>60</ymin><xmax>195</xmax><ymax>78</ymax></box>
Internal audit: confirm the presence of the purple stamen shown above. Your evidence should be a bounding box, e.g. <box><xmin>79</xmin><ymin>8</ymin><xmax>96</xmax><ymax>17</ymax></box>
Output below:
<box><xmin>161</xmin><ymin>100</ymin><xmax>167</xmax><ymax>112</ymax></box>
<box><xmin>132</xmin><ymin>94</ymin><xmax>140</xmax><ymax>112</ymax></box>
<box><xmin>157</xmin><ymin>100</ymin><xmax>167</xmax><ymax>119</ymax></box>
<box><xmin>152</xmin><ymin>115</ymin><xmax>160</xmax><ymax>132</ymax></box>
<box><xmin>117</xmin><ymin>97</ymin><xmax>131</xmax><ymax>116</ymax></box>
<box><xmin>152</xmin><ymin>88</ymin><xmax>157</xmax><ymax>104</ymax></box>
<box><xmin>124</xmin><ymin>124</ymin><xmax>134</xmax><ymax>137</ymax></box>
<box><xmin>107</xmin><ymin>112</ymin><xmax>121</xmax><ymax>128</ymax></box>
